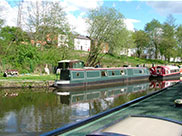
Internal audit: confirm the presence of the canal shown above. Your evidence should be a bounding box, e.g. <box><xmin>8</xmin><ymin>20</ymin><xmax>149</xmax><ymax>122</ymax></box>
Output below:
<box><xmin>0</xmin><ymin>80</ymin><xmax>178</xmax><ymax>136</ymax></box>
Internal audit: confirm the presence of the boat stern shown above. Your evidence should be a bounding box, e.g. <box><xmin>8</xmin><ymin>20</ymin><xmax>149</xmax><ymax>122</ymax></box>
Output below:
<box><xmin>53</xmin><ymin>80</ymin><xmax>71</xmax><ymax>88</ymax></box>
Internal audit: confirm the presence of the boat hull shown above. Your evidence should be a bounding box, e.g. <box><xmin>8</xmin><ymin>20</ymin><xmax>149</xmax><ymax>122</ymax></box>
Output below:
<box><xmin>54</xmin><ymin>75</ymin><xmax>149</xmax><ymax>90</ymax></box>
<box><xmin>54</xmin><ymin>67</ymin><xmax>150</xmax><ymax>90</ymax></box>
<box><xmin>150</xmin><ymin>73</ymin><xmax>180</xmax><ymax>80</ymax></box>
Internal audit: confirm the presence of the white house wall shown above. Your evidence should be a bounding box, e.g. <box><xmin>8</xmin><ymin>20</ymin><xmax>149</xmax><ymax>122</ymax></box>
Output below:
<box><xmin>120</xmin><ymin>48</ymin><xmax>136</xmax><ymax>56</ymax></box>
<box><xmin>74</xmin><ymin>38</ymin><xmax>91</xmax><ymax>51</ymax></box>
<box><xmin>58</xmin><ymin>34</ymin><xmax>68</xmax><ymax>47</ymax></box>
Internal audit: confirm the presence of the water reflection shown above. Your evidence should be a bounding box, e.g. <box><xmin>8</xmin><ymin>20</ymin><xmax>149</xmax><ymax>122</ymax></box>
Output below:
<box><xmin>0</xmin><ymin>80</ymin><xmax>179</xmax><ymax>135</ymax></box>
<box><xmin>54</xmin><ymin>82</ymin><xmax>152</xmax><ymax>115</ymax></box>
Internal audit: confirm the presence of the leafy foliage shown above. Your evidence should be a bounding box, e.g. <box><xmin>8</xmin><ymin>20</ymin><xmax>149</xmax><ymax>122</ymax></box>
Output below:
<box><xmin>133</xmin><ymin>30</ymin><xmax>149</xmax><ymax>58</ymax></box>
<box><xmin>160</xmin><ymin>15</ymin><xmax>177</xmax><ymax>62</ymax></box>
<box><xmin>176</xmin><ymin>25</ymin><xmax>182</xmax><ymax>59</ymax></box>
<box><xmin>0</xmin><ymin>26</ymin><xmax>29</xmax><ymax>43</ymax></box>
<box><xmin>86</xmin><ymin>7</ymin><xmax>129</xmax><ymax>66</ymax></box>
<box><xmin>144</xmin><ymin>19</ymin><xmax>162</xmax><ymax>59</ymax></box>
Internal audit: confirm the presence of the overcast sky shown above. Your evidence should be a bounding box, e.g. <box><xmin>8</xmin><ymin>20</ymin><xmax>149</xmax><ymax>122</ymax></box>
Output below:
<box><xmin>1</xmin><ymin>0</ymin><xmax>182</xmax><ymax>35</ymax></box>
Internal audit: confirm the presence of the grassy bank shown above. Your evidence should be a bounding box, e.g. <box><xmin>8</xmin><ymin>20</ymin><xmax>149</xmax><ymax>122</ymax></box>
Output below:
<box><xmin>0</xmin><ymin>74</ymin><xmax>56</xmax><ymax>81</ymax></box>
<box><xmin>68</xmin><ymin>51</ymin><xmax>170</xmax><ymax>67</ymax></box>
<box><xmin>0</xmin><ymin>74</ymin><xmax>55</xmax><ymax>88</ymax></box>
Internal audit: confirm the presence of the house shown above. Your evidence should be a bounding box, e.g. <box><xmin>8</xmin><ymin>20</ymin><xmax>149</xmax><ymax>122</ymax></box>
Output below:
<box><xmin>57</xmin><ymin>34</ymin><xmax>109</xmax><ymax>53</ymax></box>
<box><xmin>31</xmin><ymin>34</ymin><xmax>57</xmax><ymax>47</ymax></box>
<box><xmin>120</xmin><ymin>48</ymin><xmax>136</xmax><ymax>56</ymax></box>
<box><xmin>91</xmin><ymin>40</ymin><xmax>109</xmax><ymax>53</ymax></box>
<box><xmin>31</xmin><ymin>40</ymin><xmax>47</xmax><ymax>46</ymax></box>
<box><xmin>58</xmin><ymin>34</ymin><xmax>68</xmax><ymax>47</ymax></box>
<box><xmin>170</xmin><ymin>57</ymin><xmax>182</xmax><ymax>62</ymax></box>
<box><xmin>57</xmin><ymin>34</ymin><xmax>91</xmax><ymax>51</ymax></box>
<box><xmin>74</xmin><ymin>35</ymin><xmax>91</xmax><ymax>51</ymax></box>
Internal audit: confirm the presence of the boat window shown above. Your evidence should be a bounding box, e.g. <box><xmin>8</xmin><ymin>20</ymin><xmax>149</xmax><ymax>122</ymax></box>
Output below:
<box><xmin>87</xmin><ymin>71</ymin><xmax>100</xmax><ymax>78</ymax></box>
<box><xmin>157</xmin><ymin>68</ymin><xmax>161</xmax><ymax>73</ymax></box>
<box><xmin>139</xmin><ymin>70</ymin><xmax>143</xmax><ymax>74</ymax></box>
<box><xmin>73</xmin><ymin>61</ymin><xmax>84</xmax><ymax>68</ymax></box>
<box><xmin>76</xmin><ymin>72</ymin><xmax>80</xmax><ymax>77</ymax></box>
<box><xmin>101</xmin><ymin>71</ymin><xmax>107</xmax><ymax>77</ymax></box>
<box><xmin>58</xmin><ymin>62</ymin><xmax>69</xmax><ymax>70</ymax></box>
<box><xmin>170</xmin><ymin>69</ymin><xmax>179</xmax><ymax>73</ymax></box>
<box><xmin>166</xmin><ymin>70</ymin><xmax>169</xmax><ymax>74</ymax></box>
<box><xmin>112</xmin><ymin>71</ymin><xmax>115</xmax><ymax>76</ymax></box>
<box><xmin>120</xmin><ymin>70</ymin><xmax>125</xmax><ymax>75</ymax></box>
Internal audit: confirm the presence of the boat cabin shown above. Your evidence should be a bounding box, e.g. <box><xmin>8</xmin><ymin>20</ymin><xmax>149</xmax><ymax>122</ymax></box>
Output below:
<box><xmin>158</xmin><ymin>66</ymin><xmax>179</xmax><ymax>75</ymax></box>
<box><xmin>57</xmin><ymin>60</ymin><xmax>84</xmax><ymax>70</ymax></box>
<box><xmin>150</xmin><ymin>65</ymin><xmax>180</xmax><ymax>78</ymax></box>
<box><xmin>3</xmin><ymin>69</ymin><xmax>19</xmax><ymax>77</ymax></box>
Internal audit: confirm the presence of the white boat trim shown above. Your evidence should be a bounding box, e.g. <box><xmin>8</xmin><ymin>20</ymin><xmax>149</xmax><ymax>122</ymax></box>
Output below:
<box><xmin>56</xmin><ymin>92</ymin><xmax>70</xmax><ymax>96</ymax></box>
<box><xmin>56</xmin><ymin>80</ymin><xmax>70</xmax><ymax>84</ymax></box>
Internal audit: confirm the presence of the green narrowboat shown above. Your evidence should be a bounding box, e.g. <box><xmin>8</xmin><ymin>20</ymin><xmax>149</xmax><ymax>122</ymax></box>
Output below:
<box><xmin>53</xmin><ymin>60</ymin><xmax>150</xmax><ymax>89</ymax></box>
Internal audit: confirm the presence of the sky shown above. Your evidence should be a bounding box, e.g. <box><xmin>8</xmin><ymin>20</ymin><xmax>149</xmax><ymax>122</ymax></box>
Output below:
<box><xmin>1</xmin><ymin>0</ymin><xmax>182</xmax><ymax>35</ymax></box>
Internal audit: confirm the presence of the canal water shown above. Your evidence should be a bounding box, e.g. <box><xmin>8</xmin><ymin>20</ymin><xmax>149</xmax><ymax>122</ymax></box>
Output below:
<box><xmin>0</xmin><ymin>80</ymin><xmax>178</xmax><ymax>136</ymax></box>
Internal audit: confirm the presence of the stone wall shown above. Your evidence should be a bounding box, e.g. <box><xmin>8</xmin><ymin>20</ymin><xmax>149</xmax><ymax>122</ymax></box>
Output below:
<box><xmin>0</xmin><ymin>80</ymin><xmax>54</xmax><ymax>88</ymax></box>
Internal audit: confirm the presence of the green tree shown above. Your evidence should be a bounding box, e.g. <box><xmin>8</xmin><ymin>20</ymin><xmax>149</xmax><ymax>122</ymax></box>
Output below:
<box><xmin>0</xmin><ymin>19</ymin><xmax>4</xmax><ymax>56</ymax></box>
<box><xmin>160</xmin><ymin>15</ymin><xmax>177</xmax><ymax>62</ymax></box>
<box><xmin>0</xmin><ymin>26</ymin><xmax>29</xmax><ymax>44</ymax></box>
<box><xmin>176</xmin><ymin>25</ymin><xmax>182</xmax><ymax>60</ymax></box>
<box><xmin>133</xmin><ymin>30</ymin><xmax>149</xmax><ymax>58</ymax></box>
<box><xmin>25</xmin><ymin>1</ymin><xmax>72</xmax><ymax>48</ymax></box>
<box><xmin>13</xmin><ymin>44</ymin><xmax>40</xmax><ymax>73</ymax></box>
<box><xmin>0</xmin><ymin>19</ymin><xmax>4</xmax><ymax>29</ymax></box>
<box><xmin>0</xmin><ymin>26</ymin><xmax>29</xmax><ymax>60</ymax></box>
<box><xmin>145</xmin><ymin>19</ymin><xmax>162</xmax><ymax>59</ymax></box>
<box><xmin>86</xmin><ymin>7</ymin><xmax>128</xmax><ymax>67</ymax></box>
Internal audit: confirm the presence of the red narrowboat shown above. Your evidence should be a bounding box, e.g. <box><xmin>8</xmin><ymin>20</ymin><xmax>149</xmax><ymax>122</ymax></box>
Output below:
<box><xmin>149</xmin><ymin>66</ymin><xmax>180</xmax><ymax>79</ymax></box>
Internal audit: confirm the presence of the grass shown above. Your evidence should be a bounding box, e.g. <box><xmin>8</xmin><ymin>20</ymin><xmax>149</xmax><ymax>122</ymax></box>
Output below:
<box><xmin>101</xmin><ymin>54</ymin><xmax>170</xmax><ymax>67</ymax></box>
<box><xmin>68</xmin><ymin>51</ymin><xmax>171</xmax><ymax>67</ymax></box>
<box><xmin>0</xmin><ymin>74</ymin><xmax>56</xmax><ymax>81</ymax></box>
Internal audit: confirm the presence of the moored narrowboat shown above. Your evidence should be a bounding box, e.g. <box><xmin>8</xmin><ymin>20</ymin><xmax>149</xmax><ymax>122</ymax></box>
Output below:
<box><xmin>53</xmin><ymin>60</ymin><xmax>150</xmax><ymax>90</ymax></box>
<box><xmin>149</xmin><ymin>65</ymin><xmax>180</xmax><ymax>79</ymax></box>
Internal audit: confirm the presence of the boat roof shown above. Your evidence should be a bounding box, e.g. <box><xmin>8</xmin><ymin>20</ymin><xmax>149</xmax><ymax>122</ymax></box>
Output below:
<box><xmin>58</xmin><ymin>60</ymin><xmax>82</xmax><ymax>63</ymax></box>
<box><xmin>157</xmin><ymin>65</ymin><xmax>179</xmax><ymax>70</ymax></box>
<box><xmin>68</xmin><ymin>67</ymin><xmax>147</xmax><ymax>71</ymax></box>
<box><xmin>99</xmin><ymin>116</ymin><xmax>182</xmax><ymax>136</ymax></box>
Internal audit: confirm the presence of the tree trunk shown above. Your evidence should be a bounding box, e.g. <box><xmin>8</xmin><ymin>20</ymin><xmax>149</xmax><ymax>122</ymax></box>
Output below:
<box><xmin>154</xmin><ymin>42</ymin><xmax>158</xmax><ymax>59</ymax></box>
<box><xmin>86</xmin><ymin>41</ymin><xmax>104</xmax><ymax>67</ymax></box>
